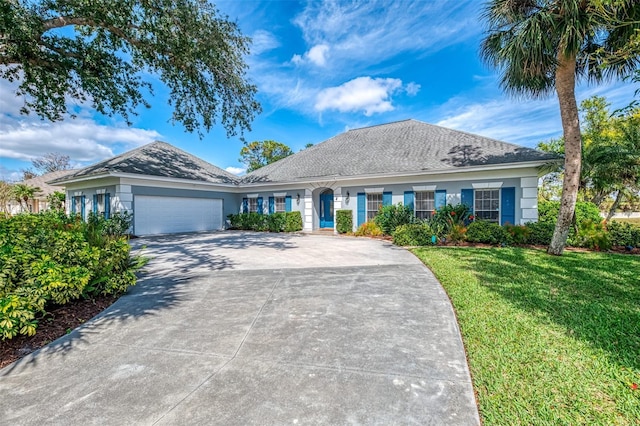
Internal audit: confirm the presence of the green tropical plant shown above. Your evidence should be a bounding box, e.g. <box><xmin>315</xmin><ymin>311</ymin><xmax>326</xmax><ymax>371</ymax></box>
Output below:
<box><xmin>11</xmin><ymin>183</ymin><xmax>41</xmax><ymax>213</ymax></box>
<box><xmin>373</xmin><ymin>203</ymin><xmax>417</xmax><ymax>235</ymax></box>
<box><xmin>481</xmin><ymin>0</ymin><xmax>640</xmax><ymax>255</ymax></box>
<box><xmin>430</xmin><ymin>204</ymin><xmax>472</xmax><ymax>238</ymax></box>
<box><xmin>354</xmin><ymin>222</ymin><xmax>383</xmax><ymax>237</ymax></box>
<box><xmin>392</xmin><ymin>223</ymin><xmax>436</xmax><ymax>246</ymax></box>
<box><xmin>466</xmin><ymin>220</ymin><xmax>510</xmax><ymax>245</ymax></box>
<box><xmin>336</xmin><ymin>210</ymin><xmax>353</xmax><ymax>234</ymax></box>
<box><xmin>284</xmin><ymin>211</ymin><xmax>303</xmax><ymax>232</ymax></box>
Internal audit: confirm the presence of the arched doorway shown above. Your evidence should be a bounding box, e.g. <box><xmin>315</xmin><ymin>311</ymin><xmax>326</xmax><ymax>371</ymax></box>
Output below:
<box><xmin>319</xmin><ymin>188</ymin><xmax>334</xmax><ymax>228</ymax></box>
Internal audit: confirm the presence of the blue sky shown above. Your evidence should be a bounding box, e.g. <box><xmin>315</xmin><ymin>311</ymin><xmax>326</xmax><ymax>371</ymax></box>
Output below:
<box><xmin>0</xmin><ymin>0</ymin><xmax>635</xmax><ymax>180</ymax></box>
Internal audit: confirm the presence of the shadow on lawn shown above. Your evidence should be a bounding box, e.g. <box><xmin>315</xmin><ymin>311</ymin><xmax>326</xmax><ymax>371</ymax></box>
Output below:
<box><xmin>461</xmin><ymin>248</ymin><xmax>640</xmax><ymax>371</ymax></box>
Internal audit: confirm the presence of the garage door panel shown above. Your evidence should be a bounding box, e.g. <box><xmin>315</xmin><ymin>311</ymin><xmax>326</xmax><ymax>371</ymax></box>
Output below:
<box><xmin>134</xmin><ymin>196</ymin><xmax>222</xmax><ymax>235</ymax></box>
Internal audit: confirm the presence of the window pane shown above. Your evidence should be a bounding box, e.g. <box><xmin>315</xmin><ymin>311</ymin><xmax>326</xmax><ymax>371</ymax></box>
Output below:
<box><xmin>275</xmin><ymin>196</ymin><xmax>285</xmax><ymax>212</ymax></box>
<box><xmin>474</xmin><ymin>189</ymin><xmax>500</xmax><ymax>223</ymax></box>
<box><xmin>367</xmin><ymin>193</ymin><xmax>382</xmax><ymax>221</ymax></box>
<box><xmin>415</xmin><ymin>191</ymin><xmax>435</xmax><ymax>218</ymax></box>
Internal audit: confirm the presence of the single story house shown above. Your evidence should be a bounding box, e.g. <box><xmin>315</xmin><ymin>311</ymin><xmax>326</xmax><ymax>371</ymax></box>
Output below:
<box><xmin>50</xmin><ymin>119</ymin><xmax>556</xmax><ymax>236</ymax></box>
<box><xmin>7</xmin><ymin>169</ymin><xmax>77</xmax><ymax>214</ymax></box>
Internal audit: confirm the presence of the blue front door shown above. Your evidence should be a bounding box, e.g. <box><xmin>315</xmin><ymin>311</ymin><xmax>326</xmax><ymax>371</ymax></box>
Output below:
<box><xmin>319</xmin><ymin>192</ymin><xmax>334</xmax><ymax>228</ymax></box>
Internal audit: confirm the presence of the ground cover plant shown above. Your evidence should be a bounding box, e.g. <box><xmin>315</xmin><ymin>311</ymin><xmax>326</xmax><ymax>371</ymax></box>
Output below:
<box><xmin>227</xmin><ymin>211</ymin><xmax>303</xmax><ymax>232</ymax></box>
<box><xmin>413</xmin><ymin>247</ymin><xmax>640</xmax><ymax>424</ymax></box>
<box><xmin>0</xmin><ymin>211</ymin><xmax>144</xmax><ymax>340</ymax></box>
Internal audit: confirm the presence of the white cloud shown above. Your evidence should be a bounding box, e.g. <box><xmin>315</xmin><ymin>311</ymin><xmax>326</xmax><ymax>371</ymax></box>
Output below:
<box><xmin>0</xmin><ymin>118</ymin><xmax>161</xmax><ymax>162</ymax></box>
<box><xmin>225</xmin><ymin>166</ymin><xmax>246</xmax><ymax>175</ymax></box>
<box><xmin>293</xmin><ymin>1</ymin><xmax>479</xmax><ymax>71</ymax></box>
<box><xmin>433</xmin><ymin>80</ymin><xmax>636</xmax><ymax>148</ymax></box>
<box><xmin>251</xmin><ymin>30</ymin><xmax>280</xmax><ymax>55</ymax></box>
<box><xmin>307</xmin><ymin>44</ymin><xmax>330</xmax><ymax>66</ymax></box>
<box><xmin>291</xmin><ymin>44</ymin><xmax>330</xmax><ymax>67</ymax></box>
<box><xmin>315</xmin><ymin>77</ymin><xmax>404</xmax><ymax>116</ymax></box>
<box><xmin>405</xmin><ymin>82</ymin><xmax>421</xmax><ymax>96</ymax></box>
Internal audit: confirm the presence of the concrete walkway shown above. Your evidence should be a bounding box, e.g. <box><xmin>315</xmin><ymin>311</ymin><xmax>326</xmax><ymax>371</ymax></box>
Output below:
<box><xmin>0</xmin><ymin>232</ymin><xmax>479</xmax><ymax>425</ymax></box>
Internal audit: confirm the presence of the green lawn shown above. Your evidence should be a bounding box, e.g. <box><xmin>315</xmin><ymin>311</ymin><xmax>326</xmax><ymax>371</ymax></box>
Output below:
<box><xmin>412</xmin><ymin>247</ymin><xmax>640</xmax><ymax>425</ymax></box>
<box><xmin>612</xmin><ymin>217</ymin><xmax>640</xmax><ymax>226</ymax></box>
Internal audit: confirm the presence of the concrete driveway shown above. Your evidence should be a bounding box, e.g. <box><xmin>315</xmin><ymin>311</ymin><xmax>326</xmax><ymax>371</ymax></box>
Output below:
<box><xmin>0</xmin><ymin>232</ymin><xmax>479</xmax><ymax>425</ymax></box>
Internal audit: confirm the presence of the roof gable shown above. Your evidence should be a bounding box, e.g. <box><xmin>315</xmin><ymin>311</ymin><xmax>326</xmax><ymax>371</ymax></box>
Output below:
<box><xmin>243</xmin><ymin>119</ymin><xmax>557</xmax><ymax>183</ymax></box>
<box><xmin>55</xmin><ymin>141</ymin><xmax>239</xmax><ymax>185</ymax></box>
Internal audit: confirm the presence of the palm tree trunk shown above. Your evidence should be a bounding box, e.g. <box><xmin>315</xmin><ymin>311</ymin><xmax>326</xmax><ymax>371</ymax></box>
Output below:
<box><xmin>548</xmin><ymin>54</ymin><xmax>582</xmax><ymax>256</ymax></box>
<box><xmin>606</xmin><ymin>190</ymin><xmax>624</xmax><ymax>222</ymax></box>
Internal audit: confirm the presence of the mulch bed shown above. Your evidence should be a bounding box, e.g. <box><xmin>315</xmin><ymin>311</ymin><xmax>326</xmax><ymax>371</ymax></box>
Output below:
<box><xmin>0</xmin><ymin>294</ymin><xmax>119</xmax><ymax>369</ymax></box>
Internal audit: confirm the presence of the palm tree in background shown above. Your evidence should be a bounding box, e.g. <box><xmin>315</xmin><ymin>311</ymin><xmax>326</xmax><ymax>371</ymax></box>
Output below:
<box><xmin>12</xmin><ymin>183</ymin><xmax>41</xmax><ymax>213</ymax></box>
<box><xmin>481</xmin><ymin>0</ymin><xmax>640</xmax><ymax>255</ymax></box>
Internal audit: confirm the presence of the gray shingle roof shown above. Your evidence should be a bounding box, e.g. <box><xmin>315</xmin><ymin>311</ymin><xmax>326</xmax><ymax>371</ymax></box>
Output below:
<box><xmin>52</xmin><ymin>141</ymin><xmax>239</xmax><ymax>185</ymax></box>
<box><xmin>22</xmin><ymin>169</ymin><xmax>79</xmax><ymax>198</ymax></box>
<box><xmin>242</xmin><ymin>119</ymin><xmax>557</xmax><ymax>183</ymax></box>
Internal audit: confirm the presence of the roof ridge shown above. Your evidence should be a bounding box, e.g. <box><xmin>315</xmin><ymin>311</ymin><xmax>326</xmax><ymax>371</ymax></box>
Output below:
<box><xmin>346</xmin><ymin>119</ymin><xmax>414</xmax><ymax>132</ymax></box>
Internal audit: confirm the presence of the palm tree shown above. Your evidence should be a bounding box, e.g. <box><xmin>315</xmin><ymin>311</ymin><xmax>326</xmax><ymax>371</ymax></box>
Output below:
<box><xmin>481</xmin><ymin>0</ymin><xmax>640</xmax><ymax>255</ymax></box>
<box><xmin>12</xmin><ymin>183</ymin><xmax>41</xmax><ymax>213</ymax></box>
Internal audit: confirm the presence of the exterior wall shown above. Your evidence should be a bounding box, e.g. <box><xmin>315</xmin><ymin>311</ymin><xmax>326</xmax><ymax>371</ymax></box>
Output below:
<box><xmin>64</xmin><ymin>178</ymin><xmax>120</xmax><ymax>219</ymax></box>
<box><xmin>336</xmin><ymin>171</ymin><xmax>538</xmax><ymax>231</ymax></box>
<box><xmin>239</xmin><ymin>189</ymin><xmax>305</xmax><ymax>216</ymax></box>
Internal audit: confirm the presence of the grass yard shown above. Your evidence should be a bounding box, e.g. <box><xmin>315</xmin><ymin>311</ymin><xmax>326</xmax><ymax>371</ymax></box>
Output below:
<box><xmin>612</xmin><ymin>217</ymin><xmax>640</xmax><ymax>226</ymax></box>
<box><xmin>412</xmin><ymin>247</ymin><xmax>640</xmax><ymax>425</ymax></box>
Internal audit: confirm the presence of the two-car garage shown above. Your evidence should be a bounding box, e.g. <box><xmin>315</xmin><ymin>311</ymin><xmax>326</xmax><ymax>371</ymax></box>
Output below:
<box><xmin>133</xmin><ymin>195</ymin><xmax>224</xmax><ymax>236</ymax></box>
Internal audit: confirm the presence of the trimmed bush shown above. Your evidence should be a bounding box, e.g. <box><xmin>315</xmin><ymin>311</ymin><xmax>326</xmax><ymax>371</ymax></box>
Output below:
<box><xmin>336</xmin><ymin>210</ymin><xmax>353</xmax><ymax>234</ymax></box>
<box><xmin>355</xmin><ymin>221</ymin><xmax>383</xmax><ymax>237</ymax></box>
<box><xmin>266</xmin><ymin>212</ymin><xmax>286</xmax><ymax>232</ymax></box>
<box><xmin>392</xmin><ymin>223</ymin><xmax>436</xmax><ymax>246</ymax></box>
<box><xmin>607</xmin><ymin>221</ymin><xmax>640</xmax><ymax>247</ymax></box>
<box><xmin>524</xmin><ymin>221</ymin><xmax>555</xmax><ymax>245</ymax></box>
<box><xmin>466</xmin><ymin>220</ymin><xmax>510</xmax><ymax>245</ymax></box>
<box><xmin>284</xmin><ymin>211</ymin><xmax>303</xmax><ymax>232</ymax></box>
<box><xmin>374</xmin><ymin>203</ymin><xmax>416</xmax><ymax>235</ymax></box>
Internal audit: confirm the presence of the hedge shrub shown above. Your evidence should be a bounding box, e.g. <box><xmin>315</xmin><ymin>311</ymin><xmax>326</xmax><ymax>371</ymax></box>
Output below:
<box><xmin>538</xmin><ymin>200</ymin><xmax>602</xmax><ymax>225</ymax></box>
<box><xmin>284</xmin><ymin>211</ymin><xmax>303</xmax><ymax>232</ymax></box>
<box><xmin>607</xmin><ymin>221</ymin><xmax>640</xmax><ymax>247</ymax></box>
<box><xmin>374</xmin><ymin>203</ymin><xmax>416</xmax><ymax>235</ymax></box>
<box><xmin>466</xmin><ymin>220</ymin><xmax>510</xmax><ymax>245</ymax></box>
<box><xmin>266</xmin><ymin>212</ymin><xmax>286</xmax><ymax>232</ymax></box>
<box><xmin>0</xmin><ymin>212</ymin><xmax>144</xmax><ymax>340</ymax></box>
<box><xmin>573</xmin><ymin>220</ymin><xmax>612</xmax><ymax>251</ymax></box>
<box><xmin>524</xmin><ymin>221</ymin><xmax>555</xmax><ymax>245</ymax></box>
<box><xmin>336</xmin><ymin>210</ymin><xmax>353</xmax><ymax>234</ymax></box>
<box><xmin>392</xmin><ymin>223</ymin><xmax>436</xmax><ymax>246</ymax></box>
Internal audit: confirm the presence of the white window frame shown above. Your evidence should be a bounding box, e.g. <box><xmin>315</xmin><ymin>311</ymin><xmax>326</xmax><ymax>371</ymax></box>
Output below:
<box><xmin>366</xmin><ymin>193</ymin><xmax>383</xmax><ymax>221</ymax></box>
<box><xmin>274</xmin><ymin>196</ymin><xmax>286</xmax><ymax>213</ymax></box>
<box><xmin>73</xmin><ymin>196</ymin><xmax>83</xmax><ymax>216</ymax></box>
<box><xmin>415</xmin><ymin>191</ymin><xmax>435</xmax><ymax>220</ymax></box>
<box><xmin>248</xmin><ymin>197</ymin><xmax>258</xmax><ymax>213</ymax></box>
<box><xmin>474</xmin><ymin>189</ymin><xmax>500</xmax><ymax>223</ymax></box>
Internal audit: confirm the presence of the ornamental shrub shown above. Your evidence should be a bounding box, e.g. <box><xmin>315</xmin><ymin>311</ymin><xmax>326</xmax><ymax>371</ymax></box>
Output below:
<box><xmin>336</xmin><ymin>210</ymin><xmax>353</xmax><ymax>234</ymax></box>
<box><xmin>355</xmin><ymin>221</ymin><xmax>383</xmax><ymax>237</ymax></box>
<box><xmin>431</xmin><ymin>204</ymin><xmax>472</xmax><ymax>238</ymax></box>
<box><xmin>0</xmin><ymin>211</ymin><xmax>143</xmax><ymax>340</ymax></box>
<box><xmin>284</xmin><ymin>211</ymin><xmax>303</xmax><ymax>232</ymax></box>
<box><xmin>466</xmin><ymin>220</ymin><xmax>510</xmax><ymax>245</ymax></box>
<box><xmin>607</xmin><ymin>221</ymin><xmax>640</xmax><ymax>247</ymax></box>
<box><xmin>504</xmin><ymin>224</ymin><xmax>532</xmax><ymax>245</ymax></box>
<box><xmin>574</xmin><ymin>219</ymin><xmax>612</xmax><ymax>251</ymax></box>
<box><xmin>392</xmin><ymin>223</ymin><xmax>436</xmax><ymax>246</ymax></box>
<box><xmin>524</xmin><ymin>221</ymin><xmax>555</xmax><ymax>245</ymax></box>
<box><xmin>374</xmin><ymin>203</ymin><xmax>416</xmax><ymax>235</ymax></box>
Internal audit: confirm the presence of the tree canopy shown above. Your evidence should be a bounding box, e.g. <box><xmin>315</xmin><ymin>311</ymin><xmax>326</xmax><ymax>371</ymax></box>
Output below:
<box><xmin>0</xmin><ymin>0</ymin><xmax>261</xmax><ymax>137</ymax></box>
<box><xmin>32</xmin><ymin>152</ymin><xmax>72</xmax><ymax>174</ymax></box>
<box><xmin>481</xmin><ymin>0</ymin><xmax>640</xmax><ymax>255</ymax></box>
<box><xmin>239</xmin><ymin>140</ymin><xmax>293</xmax><ymax>172</ymax></box>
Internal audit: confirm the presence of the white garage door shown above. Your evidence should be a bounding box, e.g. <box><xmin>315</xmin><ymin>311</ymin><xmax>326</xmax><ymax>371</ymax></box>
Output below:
<box><xmin>134</xmin><ymin>195</ymin><xmax>223</xmax><ymax>236</ymax></box>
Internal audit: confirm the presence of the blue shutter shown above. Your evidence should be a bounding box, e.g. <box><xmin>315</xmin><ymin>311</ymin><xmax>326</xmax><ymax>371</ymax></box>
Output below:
<box><xmin>81</xmin><ymin>195</ymin><xmax>86</xmax><ymax>220</ymax></box>
<box><xmin>435</xmin><ymin>190</ymin><xmax>447</xmax><ymax>210</ymax></box>
<box><xmin>257</xmin><ymin>197</ymin><xmax>263</xmax><ymax>214</ymax></box>
<box><xmin>461</xmin><ymin>189</ymin><xmax>474</xmax><ymax>213</ymax></box>
<box><xmin>357</xmin><ymin>193</ymin><xmax>366</xmax><ymax>226</ymax></box>
<box><xmin>105</xmin><ymin>193</ymin><xmax>111</xmax><ymax>219</ymax></box>
<box><xmin>285</xmin><ymin>196</ymin><xmax>292</xmax><ymax>212</ymax></box>
<box><xmin>382</xmin><ymin>191</ymin><xmax>392</xmax><ymax>206</ymax></box>
<box><xmin>242</xmin><ymin>198</ymin><xmax>248</xmax><ymax>213</ymax></box>
<box><xmin>93</xmin><ymin>195</ymin><xmax>98</xmax><ymax>214</ymax></box>
<box><xmin>71</xmin><ymin>196</ymin><xmax>76</xmax><ymax>214</ymax></box>
<box><xmin>268</xmin><ymin>197</ymin><xmax>275</xmax><ymax>214</ymax></box>
<box><xmin>404</xmin><ymin>191</ymin><xmax>414</xmax><ymax>210</ymax></box>
<box><xmin>501</xmin><ymin>187</ymin><xmax>516</xmax><ymax>225</ymax></box>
